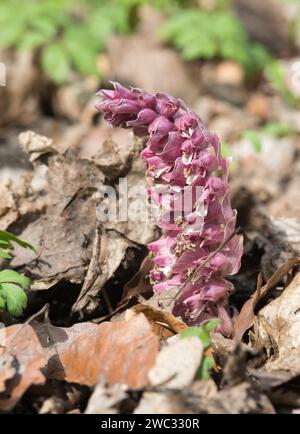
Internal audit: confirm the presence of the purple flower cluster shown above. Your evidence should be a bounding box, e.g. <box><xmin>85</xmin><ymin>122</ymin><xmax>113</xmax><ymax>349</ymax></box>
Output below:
<box><xmin>96</xmin><ymin>82</ymin><xmax>243</xmax><ymax>336</ymax></box>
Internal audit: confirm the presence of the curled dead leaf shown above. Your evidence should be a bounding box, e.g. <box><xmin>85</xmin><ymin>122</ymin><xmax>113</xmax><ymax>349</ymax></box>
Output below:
<box><xmin>130</xmin><ymin>303</ymin><xmax>187</xmax><ymax>339</ymax></box>
<box><xmin>18</xmin><ymin>131</ymin><xmax>57</xmax><ymax>163</ymax></box>
<box><xmin>254</xmin><ymin>272</ymin><xmax>300</xmax><ymax>375</ymax></box>
<box><xmin>234</xmin><ymin>258</ymin><xmax>300</xmax><ymax>341</ymax></box>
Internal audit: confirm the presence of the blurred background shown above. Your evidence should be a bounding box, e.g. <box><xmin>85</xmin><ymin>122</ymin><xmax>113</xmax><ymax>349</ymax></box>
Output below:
<box><xmin>0</xmin><ymin>0</ymin><xmax>300</xmax><ymax>223</ymax></box>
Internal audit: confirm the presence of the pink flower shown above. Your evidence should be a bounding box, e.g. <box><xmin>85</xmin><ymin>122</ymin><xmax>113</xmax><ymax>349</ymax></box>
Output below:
<box><xmin>96</xmin><ymin>82</ymin><xmax>243</xmax><ymax>336</ymax></box>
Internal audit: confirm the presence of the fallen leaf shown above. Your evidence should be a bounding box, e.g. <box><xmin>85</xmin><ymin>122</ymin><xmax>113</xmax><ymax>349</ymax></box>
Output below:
<box><xmin>19</xmin><ymin>130</ymin><xmax>57</xmax><ymax>163</ymax></box>
<box><xmin>234</xmin><ymin>258</ymin><xmax>300</xmax><ymax>341</ymax></box>
<box><xmin>148</xmin><ymin>336</ymin><xmax>203</xmax><ymax>389</ymax></box>
<box><xmin>258</xmin><ymin>216</ymin><xmax>300</xmax><ymax>279</ymax></box>
<box><xmin>106</xmin><ymin>156</ymin><xmax>158</xmax><ymax>246</ymax></box>
<box><xmin>11</xmin><ymin>148</ymin><xmax>105</xmax><ymax>290</ymax></box>
<box><xmin>0</xmin><ymin>324</ymin><xmax>46</xmax><ymax>411</ymax></box>
<box><xmin>34</xmin><ymin>314</ymin><xmax>159</xmax><ymax>388</ymax></box>
<box><xmin>0</xmin><ymin>182</ymin><xmax>18</xmax><ymax>230</ymax></box>
<box><xmin>72</xmin><ymin>228</ymin><xmax>135</xmax><ymax>313</ymax></box>
<box><xmin>130</xmin><ymin>303</ymin><xmax>187</xmax><ymax>339</ymax></box>
<box><xmin>254</xmin><ymin>272</ymin><xmax>300</xmax><ymax>375</ymax></box>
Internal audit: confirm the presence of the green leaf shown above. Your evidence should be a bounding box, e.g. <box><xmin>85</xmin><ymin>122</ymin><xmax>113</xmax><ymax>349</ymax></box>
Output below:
<box><xmin>180</xmin><ymin>326</ymin><xmax>210</xmax><ymax>348</ymax></box>
<box><xmin>41</xmin><ymin>42</ymin><xmax>71</xmax><ymax>84</ymax></box>
<box><xmin>0</xmin><ymin>249</ymin><xmax>12</xmax><ymax>260</ymax></box>
<box><xmin>0</xmin><ymin>230</ymin><xmax>36</xmax><ymax>253</ymax></box>
<box><xmin>0</xmin><ymin>240</ymin><xmax>13</xmax><ymax>249</ymax></box>
<box><xmin>0</xmin><ymin>18</ymin><xmax>25</xmax><ymax>48</ymax></box>
<box><xmin>203</xmin><ymin>319</ymin><xmax>220</xmax><ymax>333</ymax></box>
<box><xmin>159</xmin><ymin>8</ymin><xmax>270</xmax><ymax>75</ymax></box>
<box><xmin>0</xmin><ymin>269</ymin><xmax>31</xmax><ymax>288</ymax></box>
<box><xmin>64</xmin><ymin>27</ymin><xmax>99</xmax><ymax>76</ymax></box>
<box><xmin>18</xmin><ymin>32</ymin><xmax>49</xmax><ymax>50</ymax></box>
<box><xmin>0</xmin><ymin>283</ymin><xmax>27</xmax><ymax>317</ymax></box>
<box><xmin>197</xmin><ymin>355</ymin><xmax>215</xmax><ymax>380</ymax></box>
<box><xmin>0</xmin><ymin>294</ymin><xmax>5</xmax><ymax>311</ymax></box>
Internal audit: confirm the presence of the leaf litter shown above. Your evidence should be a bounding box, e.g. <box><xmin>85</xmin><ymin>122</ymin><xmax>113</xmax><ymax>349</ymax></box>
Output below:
<box><xmin>1</xmin><ymin>123</ymin><xmax>300</xmax><ymax>414</ymax></box>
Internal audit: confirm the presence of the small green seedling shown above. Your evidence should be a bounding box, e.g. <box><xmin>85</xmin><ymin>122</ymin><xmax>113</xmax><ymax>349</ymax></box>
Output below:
<box><xmin>180</xmin><ymin>319</ymin><xmax>219</xmax><ymax>380</ymax></box>
<box><xmin>0</xmin><ymin>230</ymin><xmax>35</xmax><ymax>316</ymax></box>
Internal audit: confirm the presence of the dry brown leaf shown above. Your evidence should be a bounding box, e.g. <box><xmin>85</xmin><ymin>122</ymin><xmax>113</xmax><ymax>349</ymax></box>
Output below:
<box><xmin>19</xmin><ymin>131</ymin><xmax>57</xmax><ymax>163</ymax></box>
<box><xmin>106</xmin><ymin>156</ymin><xmax>158</xmax><ymax>246</ymax></box>
<box><xmin>234</xmin><ymin>258</ymin><xmax>300</xmax><ymax>341</ymax></box>
<box><xmin>130</xmin><ymin>303</ymin><xmax>187</xmax><ymax>339</ymax></box>
<box><xmin>12</xmin><ymin>133</ymin><xmax>150</xmax><ymax>307</ymax></box>
<box><xmin>11</xmin><ymin>149</ymin><xmax>105</xmax><ymax>290</ymax></box>
<box><xmin>34</xmin><ymin>314</ymin><xmax>159</xmax><ymax>388</ymax></box>
<box><xmin>72</xmin><ymin>228</ymin><xmax>134</xmax><ymax>313</ymax></box>
<box><xmin>0</xmin><ymin>324</ymin><xmax>46</xmax><ymax>411</ymax></box>
<box><xmin>0</xmin><ymin>182</ymin><xmax>18</xmax><ymax>229</ymax></box>
<box><xmin>254</xmin><ymin>273</ymin><xmax>300</xmax><ymax>375</ymax></box>
<box><xmin>258</xmin><ymin>216</ymin><xmax>300</xmax><ymax>279</ymax></box>
<box><xmin>148</xmin><ymin>336</ymin><xmax>203</xmax><ymax>389</ymax></box>
<box><xmin>0</xmin><ymin>175</ymin><xmax>46</xmax><ymax>233</ymax></box>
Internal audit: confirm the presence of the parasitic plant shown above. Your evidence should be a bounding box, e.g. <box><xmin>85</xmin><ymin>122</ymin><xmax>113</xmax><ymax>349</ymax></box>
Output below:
<box><xmin>96</xmin><ymin>82</ymin><xmax>243</xmax><ymax>336</ymax></box>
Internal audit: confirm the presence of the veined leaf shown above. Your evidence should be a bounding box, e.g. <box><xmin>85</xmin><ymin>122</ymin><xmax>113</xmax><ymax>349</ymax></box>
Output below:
<box><xmin>159</xmin><ymin>8</ymin><xmax>270</xmax><ymax>75</ymax></box>
<box><xmin>0</xmin><ymin>269</ymin><xmax>31</xmax><ymax>288</ymax></box>
<box><xmin>0</xmin><ymin>283</ymin><xmax>28</xmax><ymax>317</ymax></box>
<box><xmin>0</xmin><ymin>249</ymin><xmax>12</xmax><ymax>260</ymax></box>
